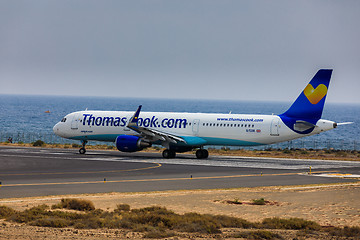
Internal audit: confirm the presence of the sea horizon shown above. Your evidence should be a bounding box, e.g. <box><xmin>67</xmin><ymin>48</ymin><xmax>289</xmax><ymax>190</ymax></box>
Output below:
<box><xmin>0</xmin><ymin>94</ymin><xmax>358</xmax><ymax>150</ymax></box>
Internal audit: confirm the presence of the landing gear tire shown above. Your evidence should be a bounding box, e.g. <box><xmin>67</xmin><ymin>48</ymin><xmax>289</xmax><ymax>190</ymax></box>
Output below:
<box><xmin>162</xmin><ymin>149</ymin><xmax>176</xmax><ymax>158</ymax></box>
<box><xmin>202</xmin><ymin>149</ymin><xmax>209</xmax><ymax>158</ymax></box>
<box><xmin>79</xmin><ymin>140</ymin><xmax>88</xmax><ymax>154</ymax></box>
<box><xmin>79</xmin><ymin>148</ymin><xmax>86</xmax><ymax>154</ymax></box>
<box><xmin>196</xmin><ymin>149</ymin><xmax>208</xmax><ymax>159</ymax></box>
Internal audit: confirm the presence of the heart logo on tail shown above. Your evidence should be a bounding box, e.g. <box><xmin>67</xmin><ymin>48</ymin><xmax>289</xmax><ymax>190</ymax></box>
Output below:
<box><xmin>303</xmin><ymin>84</ymin><xmax>327</xmax><ymax>104</ymax></box>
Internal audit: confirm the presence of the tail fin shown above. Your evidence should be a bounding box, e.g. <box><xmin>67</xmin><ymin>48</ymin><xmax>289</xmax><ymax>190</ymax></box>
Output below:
<box><xmin>279</xmin><ymin>69</ymin><xmax>332</xmax><ymax>133</ymax></box>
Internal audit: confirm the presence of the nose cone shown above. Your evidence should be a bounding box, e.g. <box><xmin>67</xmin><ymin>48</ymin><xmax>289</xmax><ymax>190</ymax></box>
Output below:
<box><xmin>53</xmin><ymin>122</ymin><xmax>62</xmax><ymax>136</ymax></box>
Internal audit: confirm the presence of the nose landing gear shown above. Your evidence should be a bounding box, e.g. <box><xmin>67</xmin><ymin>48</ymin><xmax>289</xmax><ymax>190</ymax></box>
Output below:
<box><xmin>79</xmin><ymin>140</ymin><xmax>87</xmax><ymax>154</ymax></box>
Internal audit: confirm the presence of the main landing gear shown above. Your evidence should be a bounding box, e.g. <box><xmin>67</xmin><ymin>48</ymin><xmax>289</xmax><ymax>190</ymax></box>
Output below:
<box><xmin>196</xmin><ymin>149</ymin><xmax>208</xmax><ymax>159</ymax></box>
<box><xmin>79</xmin><ymin>140</ymin><xmax>87</xmax><ymax>154</ymax></box>
<box><xmin>161</xmin><ymin>148</ymin><xmax>209</xmax><ymax>159</ymax></box>
<box><xmin>162</xmin><ymin>149</ymin><xmax>176</xmax><ymax>158</ymax></box>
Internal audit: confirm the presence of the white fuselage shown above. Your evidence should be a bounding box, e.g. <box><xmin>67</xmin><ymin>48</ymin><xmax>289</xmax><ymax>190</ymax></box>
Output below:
<box><xmin>53</xmin><ymin>110</ymin><xmax>335</xmax><ymax>147</ymax></box>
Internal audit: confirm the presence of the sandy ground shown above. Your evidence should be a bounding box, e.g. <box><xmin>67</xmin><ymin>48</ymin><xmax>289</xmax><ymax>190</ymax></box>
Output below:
<box><xmin>0</xmin><ymin>182</ymin><xmax>359</xmax><ymax>239</ymax></box>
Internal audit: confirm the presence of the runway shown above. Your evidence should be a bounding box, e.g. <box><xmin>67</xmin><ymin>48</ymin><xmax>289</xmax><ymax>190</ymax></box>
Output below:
<box><xmin>0</xmin><ymin>146</ymin><xmax>359</xmax><ymax>198</ymax></box>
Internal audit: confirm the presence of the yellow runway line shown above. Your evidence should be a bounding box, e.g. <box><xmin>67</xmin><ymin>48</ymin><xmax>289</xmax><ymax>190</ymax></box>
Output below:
<box><xmin>0</xmin><ymin>162</ymin><xmax>162</xmax><ymax>176</ymax></box>
<box><xmin>2</xmin><ymin>170</ymin><xmax>335</xmax><ymax>187</ymax></box>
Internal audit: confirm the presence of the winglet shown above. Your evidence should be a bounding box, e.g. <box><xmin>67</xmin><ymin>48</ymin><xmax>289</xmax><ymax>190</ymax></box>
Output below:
<box><xmin>127</xmin><ymin>105</ymin><xmax>142</xmax><ymax>129</ymax></box>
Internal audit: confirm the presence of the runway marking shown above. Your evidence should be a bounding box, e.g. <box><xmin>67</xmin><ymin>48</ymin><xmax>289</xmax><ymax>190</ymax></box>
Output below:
<box><xmin>1</xmin><ymin>170</ymin><xmax>336</xmax><ymax>187</ymax></box>
<box><xmin>0</xmin><ymin>162</ymin><xmax>162</xmax><ymax>176</ymax></box>
<box><xmin>314</xmin><ymin>173</ymin><xmax>360</xmax><ymax>178</ymax></box>
<box><xmin>0</xmin><ymin>153</ymin><xmax>124</xmax><ymax>161</ymax></box>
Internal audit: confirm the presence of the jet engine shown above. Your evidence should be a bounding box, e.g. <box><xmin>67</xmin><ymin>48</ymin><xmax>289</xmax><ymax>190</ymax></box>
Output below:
<box><xmin>115</xmin><ymin>135</ymin><xmax>151</xmax><ymax>152</ymax></box>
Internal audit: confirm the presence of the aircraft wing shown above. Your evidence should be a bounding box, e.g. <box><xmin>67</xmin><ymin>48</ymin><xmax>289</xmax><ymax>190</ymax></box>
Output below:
<box><xmin>127</xmin><ymin>105</ymin><xmax>187</xmax><ymax>144</ymax></box>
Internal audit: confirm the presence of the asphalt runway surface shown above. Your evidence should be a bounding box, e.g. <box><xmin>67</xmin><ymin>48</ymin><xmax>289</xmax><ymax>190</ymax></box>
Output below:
<box><xmin>0</xmin><ymin>146</ymin><xmax>359</xmax><ymax>198</ymax></box>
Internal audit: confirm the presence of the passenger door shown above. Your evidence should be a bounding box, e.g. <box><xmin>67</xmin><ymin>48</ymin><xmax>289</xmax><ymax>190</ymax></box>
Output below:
<box><xmin>270</xmin><ymin>118</ymin><xmax>280</xmax><ymax>136</ymax></box>
<box><xmin>192</xmin><ymin>119</ymin><xmax>200</xmax><ymax>135</ymax></box>
<box><xmin>71</xmin><ymin>113</ymin><xmax>81</xmax><ymax>130</ymax></box>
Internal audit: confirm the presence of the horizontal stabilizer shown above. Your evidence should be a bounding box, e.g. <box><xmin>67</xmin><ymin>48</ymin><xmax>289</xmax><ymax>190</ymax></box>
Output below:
<box><xmin>293</xmin><ymin>120</ymin><xmax>316</xmax><ymax>132</ymax></box>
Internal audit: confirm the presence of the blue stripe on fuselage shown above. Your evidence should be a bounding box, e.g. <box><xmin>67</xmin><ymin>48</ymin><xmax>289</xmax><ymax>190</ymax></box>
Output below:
<box><xmin>69</xmin><ymin>134</ymin><xmax>263</xmax><ymax>147</ymax></box>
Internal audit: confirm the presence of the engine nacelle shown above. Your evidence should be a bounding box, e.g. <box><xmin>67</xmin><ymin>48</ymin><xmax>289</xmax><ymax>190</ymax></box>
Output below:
<box><xmin>115</xmin><ymin>135</ymin><xmax>151</xmax><ymax>152</ymax></box>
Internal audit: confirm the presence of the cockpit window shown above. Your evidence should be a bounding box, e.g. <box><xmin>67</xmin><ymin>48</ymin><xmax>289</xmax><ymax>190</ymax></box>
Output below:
<box><xmin>61</xmin><ymin>118</ymin><xmax>67</xmax><ymax>122</ymax></box>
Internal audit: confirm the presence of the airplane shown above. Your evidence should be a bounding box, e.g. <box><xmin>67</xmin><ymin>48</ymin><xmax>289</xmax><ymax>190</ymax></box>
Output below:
<box><xmin>53</xmin><ymin>69</ymin><xmax>350</xmax><ymax>159</ymax></box>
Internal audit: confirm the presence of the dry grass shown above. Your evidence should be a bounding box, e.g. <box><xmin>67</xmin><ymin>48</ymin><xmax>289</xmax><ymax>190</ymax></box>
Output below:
<box><xmin>51</xmin><ymin>198</ymin><xmax>95</xmax><ymax>211</ymax></box>
<box><xmin>207</xmin><ymin>148</ymin><xmax>360</xmax><ymax>161</ymax></box>
<box><xmin>232</xmin><ymin>230</ymin><xmax>284</xmax><ymax>239</ymax></box>
<box><xmin>261</xmin><ymin>217</ymin><xmax>321</xmax><ymax>231</ymax></box>
<box><xmin>1</xmin><ymin>198</ymin><xmax>360</xmax><ymax>239</ymax></box>
<box><xmin>0</xmin><ymin>205</ymin><xmax>16</xmax><ymax>218</ymax></box>
<box><xmin>252</xmin><ymin>198</ymin><xmax>266</xmax><ymax>205</ymax></box>
<box><xmin>324</xmin><ymin>226</ymin><xmax>360</xmax><ymax>238</ymax></box>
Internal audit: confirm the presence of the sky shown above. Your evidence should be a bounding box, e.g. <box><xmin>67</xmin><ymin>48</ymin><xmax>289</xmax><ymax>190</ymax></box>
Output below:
<box><xmin>0</xmin><ymin>0</ymin><xmax>359</xmax><ymax>103</ymax></box>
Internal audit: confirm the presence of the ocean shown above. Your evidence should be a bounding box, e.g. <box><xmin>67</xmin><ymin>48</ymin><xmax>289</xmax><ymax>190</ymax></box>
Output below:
<box><xmin>0</xmin><ymin>94</ymin><xmax>359</xmax><ymax>150</ymax></box>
